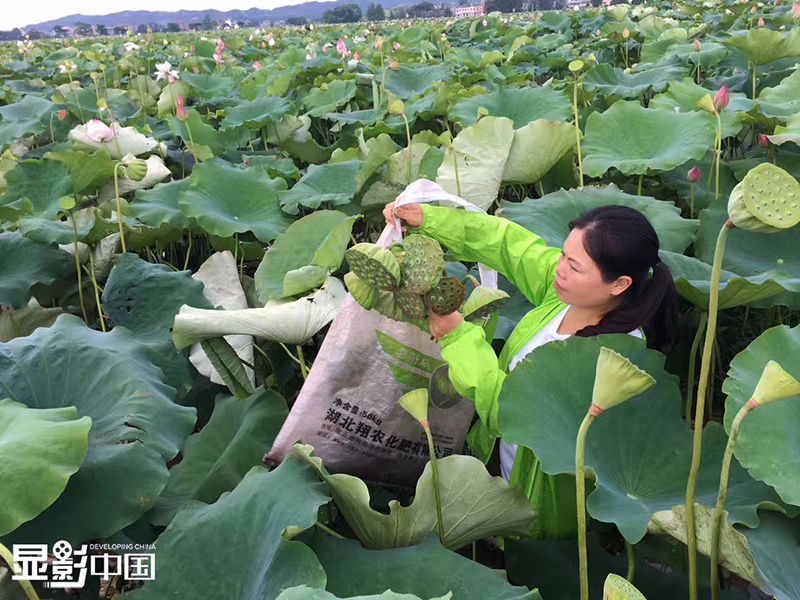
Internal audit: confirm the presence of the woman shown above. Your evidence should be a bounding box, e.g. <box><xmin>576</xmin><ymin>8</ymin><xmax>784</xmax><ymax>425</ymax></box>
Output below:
<box><xmin>383</xmin><ymin>200</ymin><xmax>679</xmax><ymax>539</ymax></box>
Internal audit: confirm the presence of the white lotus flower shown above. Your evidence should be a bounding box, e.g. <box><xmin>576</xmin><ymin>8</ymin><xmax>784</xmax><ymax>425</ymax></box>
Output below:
<box><xmin>68</xmin><ymin>122</ymin><xmax>158</xmax><ymax>159</ymax></box>
<box><xmin>255</xmin><ymin>28</ymin><xmax>261</xmax><ymax>35</ymax></box>
<box><xmin>154</xmin><ymin>61</ymin><xmax>180</xmax><ymax>82</ymax></box>
<box><xmin>85</xmin><ymin>119</ymin><xmax>115</xmax><ymax>143</ymax></box>
<box><xmin>124</xmin><ymin>41</ymin><xmax>140</xmax><ymax>51</ymax></box>
<box><xmin>58</xmin><ymin>61</ymin><xmax>77</xmax><ymax>74</ymax></box>
<box><xmin>268</xmin><ymin>37</ymin><xmax>276</xmax><ymax>46</ymax></box>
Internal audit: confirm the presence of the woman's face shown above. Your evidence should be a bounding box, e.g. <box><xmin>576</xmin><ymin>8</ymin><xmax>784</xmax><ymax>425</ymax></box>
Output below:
<box><xmin>553</xmin><ymin>228</ymin><xmax>632</xmax><ymax>309</ymax></box>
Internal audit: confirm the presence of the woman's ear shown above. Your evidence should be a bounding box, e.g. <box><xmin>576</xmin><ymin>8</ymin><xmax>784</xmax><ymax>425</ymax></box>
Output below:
<box><xmin>610</xmin><ymin>275</ymin><xmax>633</xmax><ymax>296</ymax></box>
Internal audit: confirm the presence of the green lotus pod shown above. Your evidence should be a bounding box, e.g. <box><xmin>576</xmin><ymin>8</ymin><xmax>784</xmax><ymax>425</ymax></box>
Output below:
<box><xmin>344</xmin><ymin>272</ymin><xmax>381</xmax><ymax>311</ymax></box>
<box><xmin>591</xmin><ymin>347</ymin><xmax>656</xmax><ymax>413</ymax></box>
<box><xmin>461</xmin><ymin>285</ymin><xmax>511</xmax><ymax>321</ymax></box>
<box><xmin>345</xmin><ymin>243</ymin><xmax>402</xmax><ymax>291</ymax></box>
<box><xmin>124</xmin><ymin>158</ymin><xmax>148</xmax><ymax>182</ymax></box>
<box><xmin>424</xmin><ymin>277</ymin><xmax>466</xmax><ymax>316</ymax></box>
<box><xmin>727</xmin><ymin>163</ymin><xmax>800</xmax><ymax>233</ymax></box>
<box><xmin>399</xmin><ymin>388</ymin><xmax>429</xmax><ymax>425</ymax></box>
<box><xmin>389</xmin><ymin>243</ymin><xmax>406</xmax><ymax>265</ymax></box>
<box><xmin>603</xmin><ymin>574</ymin><xmax>647</xmax><ymax>600</ymax></box>
<box><xmin>399</xmin><ymin>234</ymin><xmax>445</xmax><ymax>295</ymax></box>
<box><xmin>394</xmin><ymin>287</ymin><xmax>427</xmax><ymax>319</ymax></box>
<box><xmin>751</xmin><ymin>360</ymin><xmax>800</xmax><ymax>407</ymax></box>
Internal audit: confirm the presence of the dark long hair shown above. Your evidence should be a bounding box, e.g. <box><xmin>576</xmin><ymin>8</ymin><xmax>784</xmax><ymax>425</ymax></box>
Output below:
<box><xmin>568</xmin><ymin>205</ymin><xmax>679</xmax><ymax>354</ymax></box>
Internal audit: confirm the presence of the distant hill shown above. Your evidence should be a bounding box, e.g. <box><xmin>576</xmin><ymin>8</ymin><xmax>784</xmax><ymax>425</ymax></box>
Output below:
<box><xmin>20</xmin><ymin>0</ymin><xmax>422</xmax><ymax>32</ymax></box>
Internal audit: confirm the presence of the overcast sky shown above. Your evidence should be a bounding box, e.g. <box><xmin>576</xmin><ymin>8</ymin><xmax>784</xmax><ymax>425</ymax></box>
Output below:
<box><xmin>3</xmin><ymin>0</ymin><xmax>305</xmax><ymax>30</ymax></box>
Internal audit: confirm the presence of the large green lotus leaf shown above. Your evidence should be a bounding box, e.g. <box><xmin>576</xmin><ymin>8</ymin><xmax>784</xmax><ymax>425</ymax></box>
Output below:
<box><xmin>278</xmin><ymin>587</ymin><xmax>452</xmax><ymax>600</ymax></box>
<box><xmin>723</xmin><ymin>324</ymin><xmax>800</xmax><ymax>507</ymax></box>
<box><xmin>725</xmin><ymin>27</ymin><xmax>800</xmax><ymax>66</ymax></box>
<box><xmin>128</xmin><ymin>458</ymin><xmax>329</xmax><ymax>600</ymax></box>
<box><xmin>449</xmin><ymin>87</ymin><xmax>572</xmax><ymax>128</ymax></box>
<box><xmin>696</xmin><ymin>202</ymin><xmax>800</xmax><ymax>308</ymax></box>
<box><xmin>650</xmin><ymin>78</ymin><xmax>744</xmax><ymax>138</ymax></box>
<box><xmin>501</xmin><ymin>120</ymin><xmax>576</xmax><ymax>185</ymax></box>
<box><xmin>179</xmin><ymin>72</ymin><xmax>235</xmax><ymax>99</ymax></box>
<box><xmin>0</xmin><ymin>314</ymin><xmax>196</xmax><ymax>546</ymax></box>
<box><xmin>0</xmin><ymin>95</ymin><xmax>52</xmax><ymax>147</ymax></box>
<box><xmin>0</xmin><ymin>232</ymin><xmax>73</xmax><ymax>309</ymax></box>
<box><xmin>738</xmin><ymin>510</ymin><xmax>800</xmax><ymax>600</ymax></box>
<box><xmin>379</xmin><ymin>64</ymin><xmax>451</xmax><ymax>100</ymax></box>
<box><xmin>582</xmin><ymin>59</ymin><xmax>687</xmax><ymax>99</ymax></box>
<box><xmin>498</xmin><ymin>185</ymin><xmax>696</xmax><ymax>253</ymax></box>
<box><xmin>178</xmin><ymin>159</ymin><xmax>293</xmax><ymax>242</ymax></box>
<box><xmin>17</xmin><ymin>206</ymin><xmax>119</xmax><ymax>246</ymax></box>
<box><xmin>281</xmin><ymin>161</ymin><xmax>361</xmax><ymax>215</ymax></box>
<box><xmin>769</xmin><ymin>113</ymin><xmax>800</xmax><ymax>147</ymax></box>
<box><xmin>497</xmin><ymin>334</ymin><xmax>793</xmax><ymax>544</ymax></box>
<box><xmin>0</xmin><ymin>299</ymin><xmax>62</xmax><ymax>343</ymax></box>
<box><xmin>436</xmin><ymin>116</ymin><xmax>515</xmax><ymax>211</ymax></box>
<box><xmin>324</xmin><ymin>108</ymin><xmax>387</xmax><ymax>125</ymax></box>
<box><xmin>255</xmin><ymin>210</ymin><xmax>357</xmax><ymax>301</ymax></box>
<box><xmin>385</xmin><ymin>144</ymin><xmax>437</xmax><ymax>187</ymax></box>
<box><xmin>222</xmin><ymin>96</ymin><xmax>293</xmax><ymax>129</ymax></box>
<box><xmin>292</xmin><ymin>444</ymin><xmax>536</xmax><ymax>551</ymax></box>
<box><xmin>641</xmin><ymin>40</ymin><xmax>728</xmax><ymax>70</ymax></box>
<box><xmin>44</xmin><ymin>148</ymin><xmax>115</xmax><ymax>195</ymax></box>
<box><xmin>757</xmin><ymin>69</ymin><xmax>800</xmax><ymax>119</ymax></box>
<box><xmin>149</xmin><ymin>387</ymin><xmax>288</xmax><ymax>527</ymax></box>
<box><xmin>167</xmin><ymin>109</ymin><xmax>224</xmax><ymax>156</ymax></box>
<box><xmin>102</xmin><ymin>253</ymin><xmax>212</xmax><ymax>398</ymax></box>
<box><xmin>303</xmin><ymin>531</ymin><xmax>541</xmax><ymax>600</ymax></box>
<box><xmin>0</xmin><ymin>158</ymin><xmax>73</xmax><ymax>219</ymax></box>
<box><xmin>0</xmin><ymin>399</ymin><xmax>91</xmax><ymax>536</ymax></box>
<box><xmin>130</xmin><ymin>178</ymin><xmax>193</xmax><ymax>231</ymax></box>
<box><xmin>660</xmin><ymin>250</ymin><xmax>786</xmax><ymax>310</ymax></box>
<box><xmin>505</xmin><ymin>534</ymin><xmax>747</xmax><ymax>600</ymax></box>
<box><xmin>581</xmin><ymin>101</ymin><xmax>717</xmax><ymax>177</ymax></box>
<box><xmin>303</xmin><ymin>80</ymin><xmax>357</xmax><ymax>117</ymax></box>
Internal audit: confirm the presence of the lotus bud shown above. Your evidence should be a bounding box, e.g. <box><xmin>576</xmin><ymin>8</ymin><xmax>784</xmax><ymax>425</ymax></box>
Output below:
<box><xmin>591</xmin><ymin>347</ymin><xmax>656</xmax><ymax>415</ymax></box>
<box><xmin>751</xmin><ymin>4</ymin><xmax>758</xmax><ymax>12</ymax></box>
<box><xmin>462</xmin><ymin>285</ymin><xmax>510</xmax><ymax>321</ymax></box>
<box><xmin>688</xmin><ymin>166</ymin><xmax>702</xmax><ymax>183</ymax></box>
<box><xmin>399</xmin><ymin>388</ymin><xmax>429</xmax><ymax>426</ymax></box>
<box><xmin>253</xmin><ymin>60</ymin><xmax>262</xmax><ymax>70</ymax></box>
<box><xmin>124</xmin><ymin>159</ymin><xmax>148</xmax><ymax>182</ymax></box>
<box><xmin>757</xmin><ymin>133</ymin><xmax>770</xmax><ymax>147</ymax></box>
<box><xmin>175</xmin><ymin>95</ymin><xmax>189</xmax><ymax>121</ymax></box>
<box><xmin>694</xmin><ymin>38</ymin><xmax>702</xmax><ymax>51</ymax></box>
<box><xmin>748</xmin><ymin>360</ymin><xmax>800</xmax><ymax>407</ymax></box>
<box><xmin>322</xmin><ymin>45</ymin><xmax>327</xmax><ymax>54</ymax></box>
<box><xmin>713</xmin><ymin>84</ymin><xmax>730</xmax><ymax>112</ymax></box>
<box><xmin>353</xmin><ymin>51</ymin><xmax>360</xmax><ymax>61</ymax></box>
<box><xmin>337</xmin><ymin>38</ymin><xmax>347</xmax><ymax>56</ymax></box>
<box><xmin>622</xmin><ymin>27</ymin><xmax>630</xmax><ymax>38</ymax></box>
<box><xmin>794</xmin><ymin>1</ymin><xmax>800</xmax><ymax>14</ymax></box>
<box><xmin>603</xmin><ymin>574</ymin><xmax>647</xmax><ymax>600</ymax></box>
<box><xmin>727</xmin><ymin>163</ymin><xmax>800</xmax><ymax>232</ymax></box>
<box><xmin>758</xmin><ymin>17</ymin><xmax>765</xmax><ymax>25</ymax></box>
<box><xmin>57</xmin><ymin>109</ymin><xmax>67</xmax><ymax>121</ymax></box>
<box><xmin>393</xmin><ymin>41</ymin><xmax>401</xmax><ymax>51</ymax></box>
<box><xmin>345</xmin><ymin>243</ymin><xmax>401</xmax><ymax>290</ymax></box>
<box><xmin>482</xmin><ymin>18</ymin><xmax>488</xmax><ymax>26</ymax></box>
<box><xmin>390</xmin><ymin>60</ymin><xmax>399</xmax><ymax>70</ymax></box>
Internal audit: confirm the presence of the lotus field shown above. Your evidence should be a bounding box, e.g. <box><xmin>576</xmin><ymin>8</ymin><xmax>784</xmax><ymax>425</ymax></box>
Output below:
<box><xmin>2</xmin><ymin>2</ymin><xmax>800</xmax><ymax>598</ymax></box>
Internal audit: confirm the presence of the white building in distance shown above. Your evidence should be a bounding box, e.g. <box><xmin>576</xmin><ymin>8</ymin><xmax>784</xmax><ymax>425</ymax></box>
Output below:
<box><xmin>455</xmin><ymin>1</ymin><xmax>486</xmax><ymax>17</ymax></box>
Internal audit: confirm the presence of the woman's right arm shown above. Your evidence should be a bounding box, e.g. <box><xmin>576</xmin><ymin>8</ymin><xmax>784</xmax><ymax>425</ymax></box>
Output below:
<box><xmin>388</xmin><ymin>202</ymin><xmax>561</xmax><ymax>307</ymax></box>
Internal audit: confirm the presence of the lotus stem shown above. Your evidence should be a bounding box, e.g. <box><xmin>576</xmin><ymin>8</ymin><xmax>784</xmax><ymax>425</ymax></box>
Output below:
<box><xmin>184</xmin><ymin>120</ymin><xmax>197</xmax><ymax>165</ymax></box>
<box><xmin>685</xmin><ymin>312</ymin><xmax>708</xmax><ymax>423</ymax></box>
<box><xmin>685</xmin><ymin>220</ymin><xmax>734</xmax><ymax>600</ymax></box>
<box><xmin>576</xmin><ymin>410</ymin><xmax>595</xmax><ymax>600</ymax></box>
<box><xmin>113</xmin><ymin>162</ymin><xmax>127</xmax><ymax>253</ymax></box>
<box><xmin>573</xmin><ymin>79</ymin><xmax>584</xmax><ymax>188</ymax></box>
<box><xmin>451</xmin><ymin>146</ymin><xmax>462</xmax><ymax>197</ymax></box>
<box><xmin>637</xmin><ymin>174</ymin><xmax>643</xmax><ymax>196</ymax></box>
<box><xmin>49</xmin><ymin>111</ymin><xmax>55</xmax><ymax>143</ymax></box>
<box><xmin>709</xmin><ymin>400</ymin><xmax>754</xmax><ymax>600</ymax></box>
<box><xmin>0</xmin><ymin>542</ymin><xmax>40</xmax><ymax>600</ymax></box>
<box><xmin>69</xmin><ymin>211</ymin><xmax>89</xmax><ymax>326</ymax></box>
<box><xmin>296</xmin><ymin>344</ymin><xmax>309</xmax><ymax>380</ymax></box>
<box><xmin>88</xmin><ymin>250</ymin><xmax>106</xmax><ymax>332</ymax></box>
<box><xmin>690</xmin><ymin>182</ymin><xmax>696</xmax><ymax>219</ymax></box>
<box><xmin>751</xmin><ymin>63</ymin><xmax>757</xmax><ymax>100</ymax></box>
<box><xmin>402</xmin><ymin>112</ymin><xmax>413</xmax><ymax>185</ymax></box>
<box><xmin>67</xmin><ymin>72</ymin><xmax>85</xmax><ymax>124</ymax></box>
<box><xmin>423</xmin><ymin>421</ymin><xmax>446</xmax><ymax>544</ymax></box>
<box><xmin>315</xmin><ymin>520</ymin><xmax>346</xmax><ymax>539</ymax></box>
<box><xmin>183</xmin><ymin>233</ymin><xmax>193</xmax><ymax>270</ymax></box>
<box><xmin>714</xmin><ymin>112</ymin><xmax>723</xmax><ymax>203</ymax></box>
<box><xmin>625</xmin><ymin>539</ymin><xmax>635</xmax><ymax>583</ymax></box>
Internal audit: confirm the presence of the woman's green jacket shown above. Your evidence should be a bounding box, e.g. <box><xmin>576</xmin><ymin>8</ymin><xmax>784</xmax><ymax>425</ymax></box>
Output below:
<box><xmin>409</xmin><ymin>203</ymin><xmax>584</xmax><ymax>539</ymax></box>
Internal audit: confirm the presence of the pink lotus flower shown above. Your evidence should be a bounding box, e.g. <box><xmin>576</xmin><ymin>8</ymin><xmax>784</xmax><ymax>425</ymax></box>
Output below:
<box><xmin>85</xmin><ymin>119</ymin><xmax>115</xmax><ymax>143</ymax></box>
<box><xmin>57</xmin><ymin>109</ymin><xmax>67</xmax><ymax>121</ymax></box>
<box><xmin>713</xmin><ymin>84</ymin><xmax>730</xmax><ymax>112</ymax></box>
<box><xmin>353</xmin><ymin>51</ymin><xmax>360</xmax><ymax>61</ymax></box>
<box><xmin>393</xmin><ymin>41</ymin><xmax>400</xmax><ymax>51</ymax></box>
<box><xmin>322</xmin><ymin>45</ymin><xmax>327</xmax><ymax>54</ymax></box>
<box><xmin>175</xmin><ymin>95</ymin><xmax>189</xmax><ymax>121</ymax></box>
<box><xmin>794</xmin><ymin>1</ymin><xmax>800</xmax><ymax>14</ymax></box>
<box><xmin>622</xmin><ymin>27</ymin><xmax>630</xmax><ymax>39</ymax></box>
<box><xmin>374</xmin><ymin>37</ymin><xmax>380</xmax><ymax>48</ymax></box>
<box><xmin>750</xmin><ymin>5</ymin><xmax>757</xmax><ymax>13</ymax></box>
<box><xmin>694</xmin><ymin>38</ymin><xmax>702</xmax><ymax>51</ymax></box>
<box><xmin>213</xmin><ymin>51</ymin><xmax>224</xmax><ymax>63</ymax></box>
<box><xmin>687</xmin><ymin>166</ymin><xmax>701</xmax><ymax>183</ymax></box>
<box><xmin>253</xmin><ymin>60</ymin><xmax>262</xmax><ymax>70</ymax></box>
<box><xmin>482</xmin><ymin>19</ymin><xmax>488</xmax><ymax>26</ymax></box>
<box><xmin>337</xmin><ymin>38</ymin><xmax>347</xmax><ymax>55</ymax></box>
<box><xmin>758</xmin><ymin>134</ymin><xmax>770</xmax><ymax>147</ymax></box>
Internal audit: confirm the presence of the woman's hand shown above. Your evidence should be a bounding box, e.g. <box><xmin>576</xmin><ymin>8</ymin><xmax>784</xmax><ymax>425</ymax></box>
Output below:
<box><xmin>383</xmin><ymin>201</ymin><xmax>423</xmax><ymax>232</ymax></box>
<box><xmin>428</xmin><ymin>306</ymin><xmax>463</xmax><ymax>339</ymax></box>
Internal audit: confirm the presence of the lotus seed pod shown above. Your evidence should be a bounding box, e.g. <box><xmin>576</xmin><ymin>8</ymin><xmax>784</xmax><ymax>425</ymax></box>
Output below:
<box><xmin>345</xmin><ymin>243</ymin><xmax>402</xmax><ymax>291</ymax></box>
<box><xmin>394</xmin><ymin>287</ymin><xmax>427</xmax><ymax>319</ymax></box>
<box><xmin>124</xmin><ymin>159</ymin><xmax>148</xmax><ymax>182</ymax></box>
<box><xmin>424</xmin><ymin>277</ymin><xmax>466</xmax><ymax>316</ymax></box>
<box><xmin>399</xmin><ymin>388</ymin><xmax>429</xmax><ymax>425</ymax></box>
<box><xmin>591</xmin><ymin>347</ymin><xmax>656</xmax><ymax>413</ymax></box>
<box><xmin>462</xmin><ymin>286</ymin><xmax>511</xmax><ymax>321</ymax></box>
<box><xmin>344</xmin><ymin>272</ymin><xmax>381</xmax><ymax>311</ymax></box>
<box><xmin>727</xmin><ymin>163</ymin><xmax>800</xmax><ymax>232</ymax></box>
<box><xmin>399</xmin><ymin>234</ymin><xmax>445</xmax><ymax>295</ymax></box>
<box><xmin>389</xmin><ymin>243</ymin><xmax>406</xmax><ymax>265</ymax></box>
<box><xmin>750</xmin><ymin>360</ymin><xmax>800</xmax><ymax>407</ymax></box>
<box><xmin>603</xmin><ymin>574</ymin><xmax>647</xmax><ymax>600</ymax></box>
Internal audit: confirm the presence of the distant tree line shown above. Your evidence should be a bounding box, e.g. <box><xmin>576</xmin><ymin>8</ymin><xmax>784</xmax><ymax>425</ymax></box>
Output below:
<box><xmin>323</xmin><ymin>3</ymin><xmax>362</xmax><ymax>23</ymax></box>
